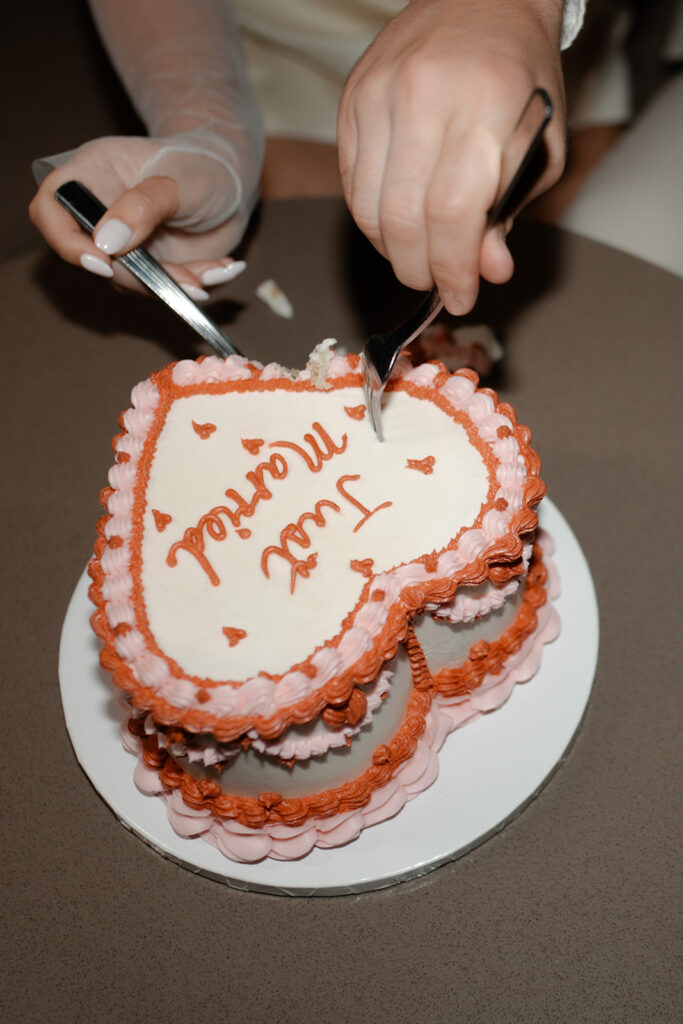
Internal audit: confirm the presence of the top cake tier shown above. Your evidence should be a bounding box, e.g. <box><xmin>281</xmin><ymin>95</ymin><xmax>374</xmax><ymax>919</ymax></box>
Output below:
<box><xmin>88</xmin><ymin>349</ymin><xmax>544</xmax><ymax>743</ymax></box>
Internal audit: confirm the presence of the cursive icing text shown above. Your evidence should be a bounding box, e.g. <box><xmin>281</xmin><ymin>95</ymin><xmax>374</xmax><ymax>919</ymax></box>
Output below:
<box><xmin>166</xmin><ymin>421</ymin><xmax>347</xmax><ymax>585</ymax></box>
<box><xmin>261</xmin><ymin>476</ymin><xmax>392</xmax><ymax>593</ymax></box>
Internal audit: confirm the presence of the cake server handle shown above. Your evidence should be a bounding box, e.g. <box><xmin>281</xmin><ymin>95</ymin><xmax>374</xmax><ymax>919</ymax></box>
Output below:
<box><xmin>55</xmin><ymin>180</ymin><xmax>243</xmax><ymax>359</ymax></box>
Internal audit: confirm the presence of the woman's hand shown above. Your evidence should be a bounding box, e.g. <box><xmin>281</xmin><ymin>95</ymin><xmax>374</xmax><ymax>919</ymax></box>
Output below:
<box><xmin>338</xmin><ymin>0</ymin><xmax>567</xmax><ymax>314</ymax></box>
<box><xmin>29</xmin><ymin>0</ymin><xmax>264</xmax><ymax>298</ymax></box>
<box><xmin>29</xmin><ymin>134</ymin><xmax>256</xmax><ymax>298</ymax></box>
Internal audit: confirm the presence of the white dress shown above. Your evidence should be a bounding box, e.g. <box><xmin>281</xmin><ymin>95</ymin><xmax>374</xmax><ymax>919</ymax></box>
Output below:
<box><xmin>559</xmin><ymin>0</ymin><xmax>683</xmax><ymax>276</ymax></box>
<box><xmin>232</xmin><ymin>0</ymin><xmax>587</xmax><ymax>142</ymax></box>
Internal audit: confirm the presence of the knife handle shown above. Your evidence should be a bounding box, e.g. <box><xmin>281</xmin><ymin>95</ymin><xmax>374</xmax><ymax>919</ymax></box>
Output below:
<box><xmin>487</xmin><ymin>87</ymin><xmax>553</xmax><ymax>226</ymax></box>
<box><xmin>55</xmin><ymin>179</ymin><xmax>108</xmax><ymax>234</ymax></box>
<box><xmin>55</xmin><ymin>180</ymin><xmax>243</xmax><ymax>359</ymax></box>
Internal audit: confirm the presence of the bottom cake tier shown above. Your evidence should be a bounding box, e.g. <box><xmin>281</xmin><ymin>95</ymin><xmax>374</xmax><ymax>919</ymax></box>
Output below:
<box><xmin>122</xmin><ymin>531</ymin><xmax>560</xmax><ymax>863</ymax></box>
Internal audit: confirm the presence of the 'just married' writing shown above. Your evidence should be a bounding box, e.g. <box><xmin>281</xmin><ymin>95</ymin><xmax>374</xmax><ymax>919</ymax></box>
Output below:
<box><xmin>165</xmin><ymin>421</ymin><xmax>392</xmax><ymax>591</ymax></box>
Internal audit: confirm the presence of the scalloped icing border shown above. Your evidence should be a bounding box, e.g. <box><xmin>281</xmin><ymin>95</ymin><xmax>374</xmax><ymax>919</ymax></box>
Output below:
<box><xmin>89</xmin><ymin>353</ymin><xmax>545</xmax><ymax>744</ymax></box>
<box><xmin>123</xmin><ymin>535</ymin><xmax>559</xmax><ymax>862</ymax></box>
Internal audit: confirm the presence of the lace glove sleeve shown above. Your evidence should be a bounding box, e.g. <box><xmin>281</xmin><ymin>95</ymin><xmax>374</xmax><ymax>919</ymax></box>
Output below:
<box><xmin>30</xmin><ymin>0</ymin><xmax>264</xmax><ymax>293</ymax></box>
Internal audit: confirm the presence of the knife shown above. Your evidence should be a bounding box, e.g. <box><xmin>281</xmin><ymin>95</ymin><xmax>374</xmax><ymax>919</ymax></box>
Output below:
<box><xmin>55</xmin><ymin>180</ymin><xmax>243</xmax><ymax>358</ymax></box>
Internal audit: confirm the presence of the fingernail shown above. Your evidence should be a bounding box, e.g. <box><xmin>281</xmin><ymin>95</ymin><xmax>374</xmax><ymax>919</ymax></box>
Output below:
<box><xmin>200</xmin><ymin>260</ymin><xmax>247</xmax><ymax>286</ymax></box>
<box><xmin>95</xmin><ymin>218</ymin><xmax>132</xmax><ymax>254</ymax></box>
<box><xmin>181</xmin><ymin>283</ymin><xmax>210</xmax><ymax>302</ymax></box>
<box><xmin>442</xmin><ymin>291</ymin><xmax>465</xmax><ymax>315</ymax></box>
<box><xmin>80</xmin><ymin>252</ymin><xmax>114</xmax><ymax>278</ymax></box>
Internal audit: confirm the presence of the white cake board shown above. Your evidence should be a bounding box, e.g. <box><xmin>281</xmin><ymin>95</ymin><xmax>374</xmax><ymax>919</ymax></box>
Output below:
<box><xmin>59</xmin><ymin>499</ymin><xmax>598</xmax><ymax>896</ymax></box>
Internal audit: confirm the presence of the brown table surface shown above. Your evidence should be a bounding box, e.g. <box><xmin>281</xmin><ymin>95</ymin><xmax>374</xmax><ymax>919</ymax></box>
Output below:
<box><xmin>2</xmin><ymin>199</ymin><xmax>681</xmax><ymax>1024</ymax></box>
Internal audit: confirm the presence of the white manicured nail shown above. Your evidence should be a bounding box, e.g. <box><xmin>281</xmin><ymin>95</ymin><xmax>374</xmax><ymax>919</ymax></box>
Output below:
<box><xmin>181</xmin><ymin>283</ymin><xmax>210</xmax><ymax>302</ymax></box>
<box><xmin>200</xmin><ymin>260</ymin><xmax>247</xmax><ymax>286</ymax></box>
<box><xmin>94</xmin><ymin>218</ymin><xmax>132</xmax><ymax>254</ymax></box>
<box><xmin>80</xmin><ymin>252</ymin><xmax>114</xmax><ymax>278</ymax></box>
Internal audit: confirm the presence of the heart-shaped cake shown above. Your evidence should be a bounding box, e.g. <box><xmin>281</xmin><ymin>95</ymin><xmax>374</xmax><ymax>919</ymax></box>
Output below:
<box><xmin>89</xmin><ymin>346</ymin><xmax>559</xmax><ymax>862</ymax></box>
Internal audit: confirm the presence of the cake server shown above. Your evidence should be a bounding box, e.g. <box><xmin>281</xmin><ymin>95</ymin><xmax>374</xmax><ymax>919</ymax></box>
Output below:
<box><xmin>55</xmin><ymin>180</ymin><xmax>243</xmax><ymax>358</ymax></box>
<box><xmin>362</xmin><ymin>87</ymin><xmax>553</xmax><ymax>441</ymax></box>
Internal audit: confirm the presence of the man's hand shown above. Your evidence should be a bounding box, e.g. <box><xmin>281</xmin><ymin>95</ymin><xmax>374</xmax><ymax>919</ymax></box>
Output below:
<box><xmin>338</xmin><ymin>0</ymin><xmax>566</xmax><ymax>314</ymax></box>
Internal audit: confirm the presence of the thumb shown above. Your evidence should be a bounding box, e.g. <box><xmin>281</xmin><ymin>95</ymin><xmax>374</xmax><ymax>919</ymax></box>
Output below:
<box><xmin>92</xmin><ymin>176</ymin><xmax>180</xmax><ymax>256</ymax></box>
<box><xmin>480</xmin><ymin>223</ymin><xmax>515</xmax><ymax>285</ymax></box>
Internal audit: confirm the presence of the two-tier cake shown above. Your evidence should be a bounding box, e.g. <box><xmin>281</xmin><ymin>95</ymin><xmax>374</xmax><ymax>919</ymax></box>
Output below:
<box><xmin>88</xmin><ymin>345</ymin><xmax>559</xmax><ymax>862</ymax></box>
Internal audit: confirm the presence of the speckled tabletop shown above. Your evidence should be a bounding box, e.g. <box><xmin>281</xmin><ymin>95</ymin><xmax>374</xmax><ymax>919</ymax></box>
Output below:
<box><xmin>2</xmin><ymin>200</ymin><xmax>681</xmax><ymax>1024</ymax></box>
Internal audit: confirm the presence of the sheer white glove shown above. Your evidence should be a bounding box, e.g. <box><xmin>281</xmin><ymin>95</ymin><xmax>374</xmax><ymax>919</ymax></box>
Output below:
<box><xmin>29</xmin><ymin>0</ymin><xmax>263</xmax><ymax>297</ymax></box>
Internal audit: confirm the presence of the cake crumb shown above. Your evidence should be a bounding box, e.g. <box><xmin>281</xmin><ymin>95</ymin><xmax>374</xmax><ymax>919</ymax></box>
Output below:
<box><xmin>271</xmin><ymin>363</ymin><xmax>300</xmax><ymax>380</ymax></box>
<box><xmin>256</xmin><ymin>279</ymin><xmax>294</xmax><ymax>319</ymax></box>
<box><xmin>305</xmin><ymin>338</ymin><xmax>337</xmax><ymax>389</ymax></box>
<box><xmin>268</xmin><ymin>338</ymin><xmax>340</xmax><ymax>385</ymax></box>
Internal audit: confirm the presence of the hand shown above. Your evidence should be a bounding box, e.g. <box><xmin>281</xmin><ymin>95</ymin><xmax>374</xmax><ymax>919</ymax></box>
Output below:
<box><xmin>29</xmin><ymin>133</ymin><xmax>256</xmax><ymax>297</ymax></box>
<box><xmin>338</xmin><ymin>0</ymin><xmax>567</xmax><ymax>314</ymax></box>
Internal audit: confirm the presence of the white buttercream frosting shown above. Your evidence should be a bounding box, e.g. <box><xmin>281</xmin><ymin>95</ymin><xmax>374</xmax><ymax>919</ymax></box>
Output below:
<box><xmin>144</xmin><ymin>386</ymin><xmax>487</xmax><ymax>680</ymax></box>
